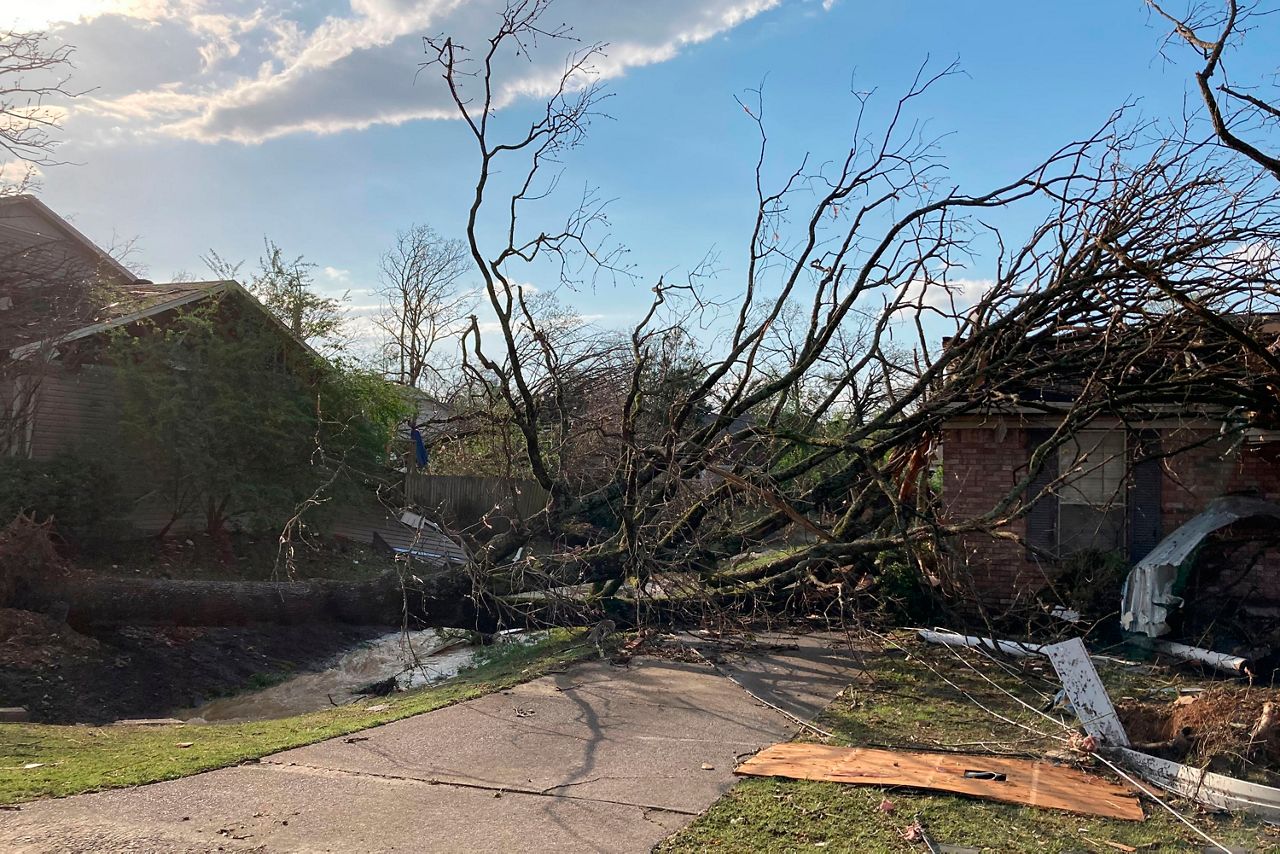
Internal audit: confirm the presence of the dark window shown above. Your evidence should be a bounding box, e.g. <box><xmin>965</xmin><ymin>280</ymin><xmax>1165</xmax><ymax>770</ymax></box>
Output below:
<box><xmin>1057</xmin><ymin>432</ymin><xmax>1127</xmax><ymax>556</ymax></box>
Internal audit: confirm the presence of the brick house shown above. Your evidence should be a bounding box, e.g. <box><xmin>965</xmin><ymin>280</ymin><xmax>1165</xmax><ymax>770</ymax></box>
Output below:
<box><xmin>940</xmin><ymin>337</ymin><xmax>1280</xmax><ymax>612</ymax></box>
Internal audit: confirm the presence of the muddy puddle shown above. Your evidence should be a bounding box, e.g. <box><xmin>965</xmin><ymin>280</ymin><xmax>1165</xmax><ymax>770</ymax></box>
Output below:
<box><xmin>180</xmin><ymin>629</ymin><xmax>480</xmax><ymax>722</ymax></box>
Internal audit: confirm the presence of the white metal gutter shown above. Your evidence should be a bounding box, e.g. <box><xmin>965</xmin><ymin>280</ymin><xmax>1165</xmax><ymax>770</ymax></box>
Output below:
<box><xmin>916</xmin><ymin>629</ymin><xmax>1044</xmax><ymax>658</ymax></box>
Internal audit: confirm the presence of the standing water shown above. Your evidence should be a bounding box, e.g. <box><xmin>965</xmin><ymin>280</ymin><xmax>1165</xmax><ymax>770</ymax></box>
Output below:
<box><xmin>182</xmin><ymin>629</ymin><xmax>480</xmax><ymax>722</ymax></box>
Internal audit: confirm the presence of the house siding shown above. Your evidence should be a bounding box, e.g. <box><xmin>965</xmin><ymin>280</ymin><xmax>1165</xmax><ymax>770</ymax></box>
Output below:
<box><xmin>28</xmin><ymin>362</ymin><xmax>197</xmax><ymax>534</ymax></box>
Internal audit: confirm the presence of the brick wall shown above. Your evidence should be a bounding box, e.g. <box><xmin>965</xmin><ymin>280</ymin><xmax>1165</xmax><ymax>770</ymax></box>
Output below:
<box><xmin>941</xmin><ymin>426</ymin><xmax>1052</xmax><ymax>607</ymax></box>
<box><xmin>943</xmin><ymin>423</ymin><xmax>1280</xmax><ymax>609</ymax></box>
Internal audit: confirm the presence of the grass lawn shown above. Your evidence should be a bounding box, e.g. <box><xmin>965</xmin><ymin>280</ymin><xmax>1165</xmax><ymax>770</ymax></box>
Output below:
<box><xmin>0</xmin><ymin>629</ymin><xmax>588</xmax><ymax>805</ymax></box>
<box><xmin>661</xmin><ymin>633</ymin><xmax>1280</xmax><ymax>853</ymax></box>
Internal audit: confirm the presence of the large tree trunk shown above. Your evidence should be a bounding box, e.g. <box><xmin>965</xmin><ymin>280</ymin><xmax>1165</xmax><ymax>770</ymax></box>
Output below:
<box><xmin>14</xmin><ymin>567</ymin><xmax>486</xmax><ymax>630</ymax></box>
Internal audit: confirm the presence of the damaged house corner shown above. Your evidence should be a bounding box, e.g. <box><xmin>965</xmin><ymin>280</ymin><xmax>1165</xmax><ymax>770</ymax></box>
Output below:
<box><xmin>1120</xmin><ymin>496</ymin><xmax>1280</xmax><ymax>640</ymax></box>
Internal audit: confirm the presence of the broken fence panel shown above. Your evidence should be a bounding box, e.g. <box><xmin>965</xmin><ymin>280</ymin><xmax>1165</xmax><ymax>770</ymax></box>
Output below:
<box><xmin>1042</xmin><ymin>638</ymin><xmax>1131</xmax><ymax>748</ymax></box>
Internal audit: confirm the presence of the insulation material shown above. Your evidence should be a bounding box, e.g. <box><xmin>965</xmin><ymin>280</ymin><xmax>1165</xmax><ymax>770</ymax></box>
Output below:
<box><xmin>1120</xmin><ymin>496</ymin><xmax>1280</xmax><ymax>637</ymax></box>
<box><xmin>735</xmin><ymin>742</ymin><xmax>1144</xmax><ymax>821</ymax></box>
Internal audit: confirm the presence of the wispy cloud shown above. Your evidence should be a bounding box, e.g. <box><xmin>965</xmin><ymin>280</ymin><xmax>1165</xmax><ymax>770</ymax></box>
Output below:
<box><xmin>36</xmin><ymin>0</ymin><xmax>814</xmax><ymax>145</ymax></box>
<box><xmin>0</xmin><ymin>161</ymin><xmax>41</xmax><ymax>188</ymax></box>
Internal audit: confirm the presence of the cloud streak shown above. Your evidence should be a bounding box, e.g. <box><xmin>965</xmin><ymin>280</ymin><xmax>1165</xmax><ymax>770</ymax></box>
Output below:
<box><xmin>41</xmin><ymin>0</ymin><xmax>810</xmax><ymax>145</ymax></box>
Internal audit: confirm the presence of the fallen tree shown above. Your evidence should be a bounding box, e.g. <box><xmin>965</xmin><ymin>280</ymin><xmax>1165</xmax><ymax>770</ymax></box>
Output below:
<box><xmin>406</xmin><ymin>1</ymin><xmax>1280</xmax><ymax>627</ymax></box>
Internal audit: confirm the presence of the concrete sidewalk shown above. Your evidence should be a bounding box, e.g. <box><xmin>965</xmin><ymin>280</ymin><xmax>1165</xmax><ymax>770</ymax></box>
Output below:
<box><xmin>0</xmin><ymin>634</ymin><xmax>862</xmax><ymax>853</ymax></box>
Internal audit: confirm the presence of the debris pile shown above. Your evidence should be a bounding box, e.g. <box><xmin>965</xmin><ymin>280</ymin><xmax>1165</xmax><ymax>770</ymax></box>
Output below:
<box><xmin>1118</xmin><ymin>688</ymin><xmax>1280</xmax><ymax>779</ymax></box>
<box><xmin>0</xmin><ymin>607</ymin><xmax>99</xmax><ymax>669</ymax></box>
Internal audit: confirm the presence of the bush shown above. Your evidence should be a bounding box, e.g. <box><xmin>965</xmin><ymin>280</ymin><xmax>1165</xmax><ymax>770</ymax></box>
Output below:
<box><xmin>1053</xmin><ymin>548</ymin><xmax>1131</xmax><ymax>621</ymax></box>
<box><xmin>0</xmin><ymin>454</ymin><xmax>120</xmax><ymax>548</ymax></box>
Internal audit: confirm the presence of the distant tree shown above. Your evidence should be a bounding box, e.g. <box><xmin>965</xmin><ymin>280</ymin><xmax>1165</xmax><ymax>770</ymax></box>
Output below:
<box><xmin>375</xmin><ymin>224</ymin><xmax>474</xmax><ymax>391</ymax></box>
<box><xmin>0</xmin><ymin>29</ymin><xmax>79</xmax><ymax>193</ymax></box>
<box><xmin>204</xmin><ymin>238</ymin><xmax>347</xmax><ymax>353</ymax></box>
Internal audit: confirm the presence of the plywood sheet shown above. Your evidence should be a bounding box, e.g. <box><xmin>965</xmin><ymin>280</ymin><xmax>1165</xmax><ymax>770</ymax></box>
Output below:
<box><xmin>735</xmin><ymin>743</ymin><xmax>1144</xmax><ymax>821</ymax></box>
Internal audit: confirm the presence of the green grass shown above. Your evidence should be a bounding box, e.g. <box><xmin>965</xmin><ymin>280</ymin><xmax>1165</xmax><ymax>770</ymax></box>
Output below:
<box><xmin>661</xmin><ymin>634</ymin><xmax>1280</xmax><ymax>853</ymax></box>
<box><xmin>0</xmin><ymin>629</ymin><xmax>588</xmax><ymax>805</ymax></box>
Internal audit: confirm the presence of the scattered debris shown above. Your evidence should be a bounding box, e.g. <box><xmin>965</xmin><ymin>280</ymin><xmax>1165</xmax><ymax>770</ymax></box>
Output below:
<box><xmin>1046</xmin><ymin>635</ymin><xmax>1280</xmax><ymax>821</ymax></box>
<box><xmin>1114</xmin><ymin>746</ymin><xmax>1280</xmax><ymax>822</ymax></box>
<box><xmin>1042</xmin><ymin>639</ymin><xmax>1130</xmax><ymax>748</ymax></box>
<box><xmin>173</xmin><ymin>741</ymin><xmax>194</xmax><ymax>749</ymax></box>
<box><xmin>916</xmin><ymin>629</ymin><xmax>1043</xmax><ymax>658</ymax></box>
<box><xmin>353</xmin><ymin>675</ymin><xmax>399</xmax><ymax>697</ymax></box>
<box><xmin>700</xmin><ymin>762</ymin><xmax>715</xmax><ymax>771</ymax></box>
<box><xmin>1120</xmin><ymin>497</ymin><xmax>1280</xmax><ymax>637</ymax></box>
<box><xmin>1082</xmin><ymin>839</ymin><xmax>1137</xmax><ymax>853</ymax></box>
<box><xmin>900</xmin><ymin>816</ymin><xmax>941</xmax><ymax>852</ymax></box>
<box><xmin>365</xmin><ymin>703</ymin><xmax>390</xmax><ymax>713</ymax></box>
<box><xmin>1248</xmin><ymin>701</ymin><xmax>1278</xmax><ymax>760</ymax></box>
<box><xmin>877</xmin><ymin>798</ymin><xmax>895</xmax><ymax>813</ymax></box>
<box><xmin>734</xmin><ymin>742</ymin><xmax>1144</xmax><ymax>820</ymax></box>
<box><xmin>111</xmin><ymin>718</ymin><xmax>185</xmax><ymax>727</ymax></box>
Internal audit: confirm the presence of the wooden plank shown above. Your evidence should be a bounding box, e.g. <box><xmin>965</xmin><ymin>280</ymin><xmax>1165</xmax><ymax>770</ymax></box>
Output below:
<box><xmin>735</xmin><ymin>743</ymin><xmax>1144</xmax><ymax>821</ymax></box>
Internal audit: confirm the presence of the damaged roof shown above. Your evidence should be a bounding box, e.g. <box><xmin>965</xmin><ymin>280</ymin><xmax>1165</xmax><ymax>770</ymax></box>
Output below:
<box><xmin>96</xmin><ymin>280</ymin><xmax>231</xmax><ymax>319</ymax></box>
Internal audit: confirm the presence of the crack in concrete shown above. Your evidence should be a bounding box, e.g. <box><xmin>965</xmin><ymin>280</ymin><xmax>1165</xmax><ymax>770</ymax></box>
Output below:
<box><xmin>259</xmin><ymin>760</ymin><xmax>701</xmax><ymax>816</ymax></box>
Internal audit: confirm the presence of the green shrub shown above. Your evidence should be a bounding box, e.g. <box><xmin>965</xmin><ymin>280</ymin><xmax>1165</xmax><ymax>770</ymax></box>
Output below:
<box><xmin>1053</xmin><ymin>548</ymin><xmax>1131</xmax><ymax>621</ymax></box>
<box><xmin>0</xmin><ymin>454</ymin><xmax>120</xmax><ymax>548</ymax></box>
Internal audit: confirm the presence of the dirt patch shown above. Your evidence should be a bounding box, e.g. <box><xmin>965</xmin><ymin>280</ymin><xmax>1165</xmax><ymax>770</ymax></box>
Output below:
<box><xmin>76</xmin><ymin>532</ymin><xmax>395</xmax><ymax>582</ymax></box>
<box><xmin>0</xmin><ymin>608</ymin><xmax>101</xmax><ymax>669</ymax></box>
<box><xmin>0</xmin><ymin>608</ymin><xmax>384</xmax><ymax>724</ymax></box>
<box><xmin>1118</xmin><ymin>686</ymin><xmax>1280</xmax><ymax>778</ymax></box>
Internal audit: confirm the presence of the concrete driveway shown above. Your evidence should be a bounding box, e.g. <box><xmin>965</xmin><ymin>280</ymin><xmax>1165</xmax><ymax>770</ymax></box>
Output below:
<box><xmin>0</xmin><ymin>634</ymin><xmax>862</xmax><ymax>853</ymax></box>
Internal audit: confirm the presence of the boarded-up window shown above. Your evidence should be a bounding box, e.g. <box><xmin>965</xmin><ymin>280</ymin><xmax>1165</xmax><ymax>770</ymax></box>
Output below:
<box><xmin>1058</xmin><ymin>432</ymin><xmax>1126</xmax><ymax>555</ymax></box>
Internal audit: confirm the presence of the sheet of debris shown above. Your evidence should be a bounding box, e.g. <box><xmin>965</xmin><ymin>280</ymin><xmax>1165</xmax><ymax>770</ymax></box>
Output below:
<box><xmin>736</xmin><ymin>742</ymin><xmax>1145</xmax><ymax>820</ymax></box>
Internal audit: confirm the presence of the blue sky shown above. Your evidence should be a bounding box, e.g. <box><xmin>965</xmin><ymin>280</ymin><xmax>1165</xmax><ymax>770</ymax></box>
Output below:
<box><xmin>7</xmin><ymin>0</ymin><xmax>1278</xmax><ymax>342</ymax></box>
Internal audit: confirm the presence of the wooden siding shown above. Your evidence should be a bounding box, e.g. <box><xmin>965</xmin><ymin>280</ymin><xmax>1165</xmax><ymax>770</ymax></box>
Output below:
<box><xmin>28</xmin><ymin>363</ymin><xmax>197</xmax><ymax>534</ymax></box>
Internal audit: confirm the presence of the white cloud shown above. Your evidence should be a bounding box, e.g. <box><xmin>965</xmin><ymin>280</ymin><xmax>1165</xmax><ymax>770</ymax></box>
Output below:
<box><xmin>4</xmin><ymin>0</ymin><xmax>172</xmax><ymax>29</ymax></box>
<box><xmin>0</xmin><ymin>161</ymin><xmax>42</xmax><ymax>187</ymax></box>
<box><xmin>48</xmin><ymin>0</ymin><xmax>814</xmax><ymax>145</ymax></box>
<box><xmin>895</xmin><ymin>276</ymin><xmax>994</xmax><ymax>314</ymax></box>
<box><xmin>321</xmin><ymin>265</ymin><xmax>352</xmax><ymax>283</ymax></box>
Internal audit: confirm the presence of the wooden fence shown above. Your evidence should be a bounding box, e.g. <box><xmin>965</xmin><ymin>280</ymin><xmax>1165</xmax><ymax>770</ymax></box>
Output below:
<box><xmin>405</xmin><ymin>474</ymin><xmax>550</xmax><ymax>525</ymax></box>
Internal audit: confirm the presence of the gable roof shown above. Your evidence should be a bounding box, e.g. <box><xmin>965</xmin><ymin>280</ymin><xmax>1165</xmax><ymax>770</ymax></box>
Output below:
<box><xmin>9</xmin><ymin>279</ymin><xmax>328</xmax><ymax>365</ymax></box>
<box><xmin>0</xmin><ymin>194</ymin><xmax>138</xmax><ymax>285</ymax></box>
